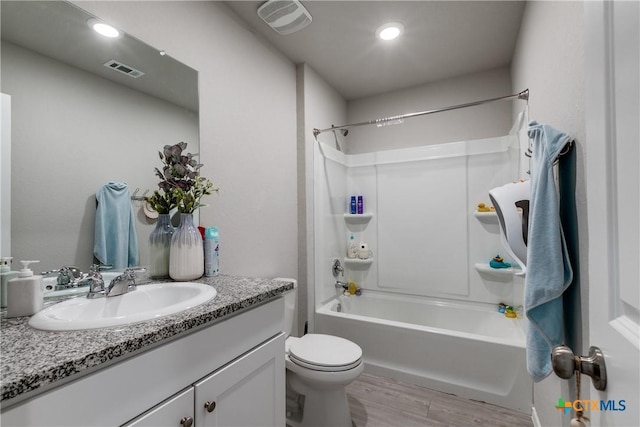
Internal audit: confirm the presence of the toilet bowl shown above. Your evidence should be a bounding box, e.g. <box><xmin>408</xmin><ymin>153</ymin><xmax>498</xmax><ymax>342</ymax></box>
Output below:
<box><xmin>286</xmin><ymin>334</ymin><xmax>363</xmax><ymax>427</ymax></box>
<box><xmin>275</xmin><ymin>279</ymin><xmax>363</xmax><ymax>427</ymax></box>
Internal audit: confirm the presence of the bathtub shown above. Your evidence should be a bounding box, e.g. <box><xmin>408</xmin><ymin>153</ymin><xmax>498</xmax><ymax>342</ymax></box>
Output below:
<box><xmin>315</xmin><ymin>291</ymin><xmax>532</xmax><ymax>413</ymax></box>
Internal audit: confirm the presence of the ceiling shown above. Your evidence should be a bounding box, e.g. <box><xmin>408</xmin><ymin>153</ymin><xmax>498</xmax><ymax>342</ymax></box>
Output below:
<box><xmin>225</xmin><ymin>1</ymin><xmax>526</xmax><ymax>100</ymax></box>
<box><xmin>1</xmin><ymin>1</ymin><xmax>198</xmax><ymax>112</ymax></box>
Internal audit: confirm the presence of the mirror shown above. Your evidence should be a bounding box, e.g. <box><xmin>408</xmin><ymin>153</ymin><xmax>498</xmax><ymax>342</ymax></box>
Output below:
<box><xmin>1</xmin><ymin>1</ymin><xmax>199</xmax><ymax>272</ymax></box>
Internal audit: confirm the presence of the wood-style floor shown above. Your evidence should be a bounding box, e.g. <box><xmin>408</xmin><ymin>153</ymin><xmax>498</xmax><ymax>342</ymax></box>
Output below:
<box><xmin>346</xmin><ymin>373</ymin><xmax>533</xmax><ymax>427</ymax></box>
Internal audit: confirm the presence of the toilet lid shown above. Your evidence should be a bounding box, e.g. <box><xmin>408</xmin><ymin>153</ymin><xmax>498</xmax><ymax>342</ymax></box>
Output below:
<box><xmin>289</xmin><ymin>334</ymin><xmax>362</xmax><ymax>372</ymax></box>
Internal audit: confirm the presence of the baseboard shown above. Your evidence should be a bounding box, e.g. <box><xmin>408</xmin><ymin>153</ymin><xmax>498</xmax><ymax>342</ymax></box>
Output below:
<box><xmin>531</xmin><ymin>406</ymin><xmax>542</xmax><ymax>427</ymax></box>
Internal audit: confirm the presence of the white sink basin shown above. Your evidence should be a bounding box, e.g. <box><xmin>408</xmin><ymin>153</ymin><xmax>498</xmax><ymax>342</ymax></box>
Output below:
<box><xmin>29</xmin><ymin>282</ymin><xmax>217</xmax><ymax>331</ymax></box>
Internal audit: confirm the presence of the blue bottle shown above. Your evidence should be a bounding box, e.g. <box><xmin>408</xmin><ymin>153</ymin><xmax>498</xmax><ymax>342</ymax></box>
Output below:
<box><xmin>204</xmin><ymin>227</ymin><xmax>219</xmax><ymax>277</ymax></box>
<box><xmin>350</xmin><ymin>196</ymin><xmax>357</xmax><ymax>214</ymax></box>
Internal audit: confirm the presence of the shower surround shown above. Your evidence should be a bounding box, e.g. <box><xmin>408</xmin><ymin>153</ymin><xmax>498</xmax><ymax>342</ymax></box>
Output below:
<box><xmin>312</xmin><ymin>132</ymin><xmax>531</xmax><ymax>411</ymax></box>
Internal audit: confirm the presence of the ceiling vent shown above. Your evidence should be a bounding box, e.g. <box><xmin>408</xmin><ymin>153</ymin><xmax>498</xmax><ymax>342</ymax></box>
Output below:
<box><xmin>103</xmin><ymin>60</ymin><xmax>145</xmax><ymax>78</ymax></box>
<box><xmin>257</xmin><ymin>0</ymin><xmax>312</xmax><ymax>35</ymax></box>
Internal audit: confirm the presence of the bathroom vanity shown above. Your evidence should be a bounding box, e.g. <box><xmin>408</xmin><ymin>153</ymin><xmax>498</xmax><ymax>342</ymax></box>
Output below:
<box><xmin>0</xmin><ymin>275</ymin><xmax>293</xmax><ymax>426</ymax></box>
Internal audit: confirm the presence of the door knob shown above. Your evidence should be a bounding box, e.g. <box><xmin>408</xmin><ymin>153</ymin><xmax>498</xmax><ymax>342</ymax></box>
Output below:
<box><xmin>551</xmin><ymin>345</ymin><xmax>607</xmax><ymax>391</ymax></box>
<box><xmin>204</xmin><ymin>400</ymin><xmax>217</xmax><ymax>413</ymax></box>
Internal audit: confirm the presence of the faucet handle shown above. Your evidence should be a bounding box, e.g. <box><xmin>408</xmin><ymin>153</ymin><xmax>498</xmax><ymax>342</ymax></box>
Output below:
<box><xmin>63</xmin><ymin>266</ymin><xmax>83</xmax><ymax>279</ymax></box>
<box><xmin>123</xmin><ymin>267</ymin><xmax>147</xmax><ymax>283</ymax></box>
<box><xmin>332</xmin><ymin>259</ymin><xmax>344</xmax><ymax>278</ymax></box>
<box><xmin>87</xmin><ymin>274</ymin><xmax>106</xmax><ymax>296</ymax></box>
<box><xmin>89</xmin><ymin>264</ymin><xmax>103</xmax><ymax>275</ymax></box>
<box><xmin>56</xmin><ymin>266</ymin><xmax>83</xmax><ymax>286</ymax></box>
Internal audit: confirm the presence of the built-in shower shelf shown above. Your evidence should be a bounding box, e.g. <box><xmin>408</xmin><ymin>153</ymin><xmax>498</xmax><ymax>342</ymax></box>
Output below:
<box><xmin>474</xmin><ymin>263</ymin><xmax>520</xmax><ymax>279</ymax></box>
<box><xmin>473</xmin><ymin>211</ymin><xmax>499</xmax><ymax>224</ymax></box>
<box><xmin>343</xmin><ymin>213</ymin><xmax>373</xmax><ymax>224</ymax></box>
<box><xmin>344</xmin><ymin>257</ymin><xmax>374</xmax><ymax>269</ymax></box>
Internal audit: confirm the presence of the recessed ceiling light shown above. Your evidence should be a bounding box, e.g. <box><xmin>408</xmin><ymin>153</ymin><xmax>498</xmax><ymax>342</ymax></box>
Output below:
<box><xmin>376</xmin><ymin>22</ymin><xmax>404</xmax><ymax>41</ymax></box>
<box><xmin>87</xmin><ymin>18</ymin><xmax>120</xmax><ymax>38</ymax></box>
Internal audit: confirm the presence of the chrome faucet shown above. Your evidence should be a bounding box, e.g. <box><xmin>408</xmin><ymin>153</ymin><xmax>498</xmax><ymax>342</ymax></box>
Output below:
<box><xmin>83</xmin><ymin>265</ymin><xmax>106</xmax><ymax>298</ymax></box>
<box><xmin>87</xmin><ymin>267</ymin><xmax>145</xmax><ymax>299</ymax></box>
<box><xmin>105</xmin><ymin>269</ymin><xmax>137</xmax><ymax>297</ymax></box>
<box><xmin>335</xmin><ymin>280</ymin><xmax>349</xmax><ymax>290</ymax></box>
<box><xmin>42</xmin><ymin>266</ymin><xmax>83</xmax><ymax>290</ymax></box>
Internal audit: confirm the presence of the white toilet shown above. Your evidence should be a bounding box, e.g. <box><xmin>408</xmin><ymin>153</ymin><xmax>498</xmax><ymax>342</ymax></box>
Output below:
<box><xmin>279</xmin><ymin>279</ymin><xmax>364</xmax><ymax>427</ymax></box>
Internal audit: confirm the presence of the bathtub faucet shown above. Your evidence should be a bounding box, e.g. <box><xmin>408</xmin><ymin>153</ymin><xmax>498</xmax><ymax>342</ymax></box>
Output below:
<box><xmin>335</xmin><ymin>280</ymin><xmax>349</xmax><ymax>290</ymax></box>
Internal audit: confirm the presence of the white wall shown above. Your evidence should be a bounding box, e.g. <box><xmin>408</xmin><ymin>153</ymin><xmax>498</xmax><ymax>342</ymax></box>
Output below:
<box><xmin>2</xmin><ymin>41</ymin><xmax>198</xmax><ymax>272</ymax></box>
<box><xmin>316</xmin><ymin>135</ymin><xmax>525</xmax><ymax>307</ymax></box>
<box><xmin>511</xmin><ymin>1</ymin><xmax>586</xmax><ymax>425</ymax></box>
<box><xmin>74</xmin><ymin>1</ymin><xmax>298</xmax><ymax>279</ymax></box>
<box><xmin>346</xmin><ymin>67</ymin><xmax>515</xmax><ymax>154</ymax></box>
<box><xmin>298</xmin><ymin>63</ymin><xmax>347</xmax><ymax>332</ymax></box>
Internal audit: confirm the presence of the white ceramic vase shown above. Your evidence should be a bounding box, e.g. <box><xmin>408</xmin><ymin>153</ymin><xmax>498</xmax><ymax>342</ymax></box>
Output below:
<box><xmin>169</xmin><ymin>213</ymin><xmax>204</xmax><ymax>281</ymax></box>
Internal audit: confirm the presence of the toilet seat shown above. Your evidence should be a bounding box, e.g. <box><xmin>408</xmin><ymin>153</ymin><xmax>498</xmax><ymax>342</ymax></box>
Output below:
<box><xmin>288</xmin><ymin>334</ymin><xmax>362</xmax><ymax>372</ymax></box>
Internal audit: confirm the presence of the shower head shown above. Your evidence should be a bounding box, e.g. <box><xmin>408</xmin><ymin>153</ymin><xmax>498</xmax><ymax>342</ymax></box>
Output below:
<box><xmin>341</xmin><ymin>129</ymin><xmax>349</xmax><ymax>137</ymax></box>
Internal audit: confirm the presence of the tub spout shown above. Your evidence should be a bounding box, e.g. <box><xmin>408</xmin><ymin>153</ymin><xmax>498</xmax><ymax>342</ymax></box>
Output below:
<box><xmin>335</xmin><ymin>280</ymin><xmax>348</xmax><ymax>290</ymax></box>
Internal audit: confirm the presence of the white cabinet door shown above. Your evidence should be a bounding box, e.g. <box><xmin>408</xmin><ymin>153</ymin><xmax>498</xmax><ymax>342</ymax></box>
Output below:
<box><xmin>194</xmin><ymin>333</ymin><xmax>285</xmax><ymax>427</ymax></box>
<box><xmin>123</xmin><ymin>387</ymin><xmax>194</xmax><ymax>427</ymax></box>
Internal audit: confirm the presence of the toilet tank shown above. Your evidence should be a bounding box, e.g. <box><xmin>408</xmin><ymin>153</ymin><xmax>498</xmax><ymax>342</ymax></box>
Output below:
<box><xmin>274</xmin><ymin>278</ymin><xmax>298</xmax><ymax>337</ymax></box>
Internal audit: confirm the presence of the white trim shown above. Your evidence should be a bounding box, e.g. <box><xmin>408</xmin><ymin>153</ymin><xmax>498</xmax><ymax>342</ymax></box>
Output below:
<box><xmin>531</xmin><ymin>406</ymin><xmax>542</xmax><ymax>427</ymax></box>
<box><xmin>0</xmin><ymin>94</ymin><xmax>11</xmax><ymax>258</ymax></box>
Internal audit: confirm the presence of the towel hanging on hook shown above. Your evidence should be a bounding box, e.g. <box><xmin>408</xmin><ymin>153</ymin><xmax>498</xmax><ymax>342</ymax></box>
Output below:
<box><xmin>525</xmin><ymin>137</ymin><xmax>574</xmax><ymax>165</ymax></box>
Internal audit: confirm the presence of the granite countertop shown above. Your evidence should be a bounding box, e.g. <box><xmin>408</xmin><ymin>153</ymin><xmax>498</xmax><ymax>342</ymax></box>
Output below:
<box><xmin>0</xmin><ymin>275</ymin><xmax>294</xmax><ymax>404</ymax></box>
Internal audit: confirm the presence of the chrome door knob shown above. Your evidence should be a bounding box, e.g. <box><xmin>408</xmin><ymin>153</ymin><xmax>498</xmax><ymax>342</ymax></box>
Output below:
<box><xmin>204</xmin><ymin>400</ymin><xmax>217</xmax><ymax>413</ymax></box>
<box><xmin>551</xmin><ymin>345</ymin><xmax>607</xmax><ymax>391</ymax></box>
<box><xmin>180</xmin><ymin>416</ymin><xmax>193</xmax><ymax>427</ymax></box>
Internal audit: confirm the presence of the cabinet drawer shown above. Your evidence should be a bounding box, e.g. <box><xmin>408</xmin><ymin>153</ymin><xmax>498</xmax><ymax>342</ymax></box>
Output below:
<box><xmin>123</xmin><ymin>387</ymin><xmax>194</xmax><ymax>427</ymax></box>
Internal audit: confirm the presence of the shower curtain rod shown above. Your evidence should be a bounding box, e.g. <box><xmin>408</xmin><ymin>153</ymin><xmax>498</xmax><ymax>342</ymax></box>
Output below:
<box><xmin>312</xmin><ymin>89</ymin><xmax>529</xmax><ymax>137</ymax></box>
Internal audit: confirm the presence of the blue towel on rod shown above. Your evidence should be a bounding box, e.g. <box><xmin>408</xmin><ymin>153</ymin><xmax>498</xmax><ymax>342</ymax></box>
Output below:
<box><xmin>94</xmin><ymin>182</ymin><xmax>139</xmax><ymax>270</ymax></box>
<box><xmin>525</xmin><ymin>121</ymin><xmax>573</xmax><ymax>382</ymax></box>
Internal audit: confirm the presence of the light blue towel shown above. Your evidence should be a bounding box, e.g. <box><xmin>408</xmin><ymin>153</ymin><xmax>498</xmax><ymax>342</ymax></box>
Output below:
<box><xmin>94</xmin><ymin>182</ymin><xmax>139</xmax><ymax>270</ymax></box>
<box><xmin>525</xmin><ymin>121</ymin><xmax>573</xmax><ymax>382</ymax></box>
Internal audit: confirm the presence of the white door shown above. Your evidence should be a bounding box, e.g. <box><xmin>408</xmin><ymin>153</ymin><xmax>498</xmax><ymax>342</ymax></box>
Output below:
<box><xmin>585</xmin><ymin>1</ymin><xmax>640</xmax><ymax>426</ymax></box>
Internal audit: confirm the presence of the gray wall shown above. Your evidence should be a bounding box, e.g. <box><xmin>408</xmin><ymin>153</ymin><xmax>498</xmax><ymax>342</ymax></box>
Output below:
<box><xmin>511</xmin><ymin>1</ymin><xmax>586</xmax><ymax>425</ymax></box>
<box><xmin>346</xmin><ymin>67</ymin><xmax>514</xmax><ymax>154</ymax></box>
<box><xmin>74</xmin><ymin>1</ymin><xmax>298</xmax><ymax>280</ymax></box>
<box><xmin>2</xmin><ymin>40</ymin><xmax>198</xmax><ymax>272</ymax></box>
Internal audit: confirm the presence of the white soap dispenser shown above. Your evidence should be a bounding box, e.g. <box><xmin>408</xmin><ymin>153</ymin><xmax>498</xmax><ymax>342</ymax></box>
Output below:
<box><xmin>0</xmin><ymin>257</ymin><xmax>18</xmax><ymax>309</ymax></box>
<box><xmin>6</xmin><ymin>260</ymin><xmax>44</xmax><ymax>318</ymax></box>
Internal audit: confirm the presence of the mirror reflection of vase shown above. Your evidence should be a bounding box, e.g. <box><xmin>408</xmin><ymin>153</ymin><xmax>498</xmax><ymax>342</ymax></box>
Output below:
<box><xmin>170</xmin><ymin>213</ymin><xmax>204</xmax><ymax>281</ymax></box>
<box><xmin>149</xmin><ymin>214</ymin><xmax>174</xmax><ymax>279</ymax></box>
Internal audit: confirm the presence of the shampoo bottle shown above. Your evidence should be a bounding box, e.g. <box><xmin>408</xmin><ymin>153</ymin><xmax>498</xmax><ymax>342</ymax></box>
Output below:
<box><xmin>6</xmin><ymin>260</ymin><xmax>43</xmax><ymax>318</ymax></box>
<box><xmin>0</xmin><ymin>257</ymin><xmax>18</xmax><ymax>309</ymax></box>
<box><xmin>347</xmin><ymin>234</ymin><xmax>358</xmax><ymax>259</ymax></box>
<box><xmin>350</xmin><ymin>196</ymin><xmax>357</xmax><ymax>214</ymax></box>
